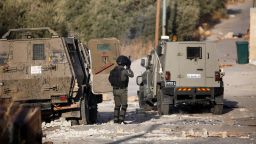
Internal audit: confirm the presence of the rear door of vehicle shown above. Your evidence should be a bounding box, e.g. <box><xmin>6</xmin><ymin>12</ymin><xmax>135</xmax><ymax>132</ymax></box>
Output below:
<box><xmin>88</xmin><ymin>38</ymin><xmax>120</xmax><ymax>93</ymax></box>
<box><xmin>178</xmin><ymin>43</ymin><xmax>206</xmax><ymax>87</ymax></box>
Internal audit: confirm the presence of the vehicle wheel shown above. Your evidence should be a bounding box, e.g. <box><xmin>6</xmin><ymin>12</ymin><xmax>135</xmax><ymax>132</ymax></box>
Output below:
<box><xmin>71</xmin><ymin>119</ymin><xmax>79</xmax><ymax>126</ymax></box>
<box><xmin>143</xmin><ymin>103</ymin><xmax>154</xmax><ymax>111</ymax></box>
<box><xmin>157</xmin><ymin>86</ymin><xmax>169</xmax><ymax>115</ymax></box>
<box><xmin>159</xmin><ymin>104</ymin><xmax>170</xmax><ymax>115</ymax></box>
<box><xmin>88</xmin><ymin>92</ymin><xmax>98</xmax><ymax>124</ymax></box>
<box><xmin>89</xmin><ymin>105</ymin><xmax>98</xmax><ymax>124</ymax></box>
<box><xmin>211</xmin><ymin>104</ymin><xmax>223</xmax><ymax>115</ymax></box>
<box><xmin>79</xmin><ymin>96</ymin><xmax>89</xmax><ymax>125</ymax></box>
<box><xmin>138</xmin><ymin>90</ymin><xmax>144</xmax><ymax>107</ymax></box>
<box><xmin>138</xmin><ymin>90</ymin><xmax>153</xmax><ymax>111</ymax></box>
<box><xmin>169</xmin><ymin>104</ymin><xmax>174</xmax><ymax>114</ymax></box>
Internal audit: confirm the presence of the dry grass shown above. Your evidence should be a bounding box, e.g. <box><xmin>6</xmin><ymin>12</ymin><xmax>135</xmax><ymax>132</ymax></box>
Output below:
<box><xmin>227</xmin><ymin>0</ymin><xmax>246</xmax><ymax>5</ymax></box>
<box><xmin>120</xmin><ymin>38</ymin><xmax>154</xmax><ymax>61</ymax></box>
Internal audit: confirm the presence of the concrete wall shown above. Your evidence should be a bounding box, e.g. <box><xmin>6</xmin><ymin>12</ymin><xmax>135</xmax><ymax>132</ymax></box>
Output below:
<box><xmin>250</xmin><ymin>8</ymin><xmax>256</xmax><ymax>65</ymax></box>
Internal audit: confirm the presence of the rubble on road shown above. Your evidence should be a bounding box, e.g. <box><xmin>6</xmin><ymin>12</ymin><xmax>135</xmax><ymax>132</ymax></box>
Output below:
<box><xmin>42</xmin><ymin>117</ymin><xmax>71</xmax><ymax>130</ymax></box>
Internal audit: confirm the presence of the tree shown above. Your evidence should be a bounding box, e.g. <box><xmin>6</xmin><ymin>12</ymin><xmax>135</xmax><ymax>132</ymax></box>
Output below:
<box><xmin>0</xmin><ymin>0</ymin><xmax>227</xmax><ymax>42</ymax></box>
<box><xmin>0</xmin><ymin>0</ymin><xmax>68</xmax><ymax>37</ymax></box>
<box><xmin>167</xmin><ymin>0</ymin><xmax>200</xmax><ymax>41</ymax></box>
<box><xmin>0</xmin><ymin>0</ymin><xmax>28</xmax><ymax>36</ymax></box>
<box><xmin>198</xmin><ymin>0</ymin><xmax>227</xmax><ymax>23</ymax></box>
<box><xmin>24</xmin><ymin>0</ymin><xmax>68</xmax><ymax>36</ymax></box>
<box><xmin>64</xmin><ymin>0</ymin><xmax>155</xmax><ymax>41</ymax></box>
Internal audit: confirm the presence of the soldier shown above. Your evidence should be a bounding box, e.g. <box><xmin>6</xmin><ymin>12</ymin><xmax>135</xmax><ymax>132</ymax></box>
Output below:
<box><xmin>109</xmin><ymin>55</ymin><xmax>134</xmax><ymax>124</ymax></box>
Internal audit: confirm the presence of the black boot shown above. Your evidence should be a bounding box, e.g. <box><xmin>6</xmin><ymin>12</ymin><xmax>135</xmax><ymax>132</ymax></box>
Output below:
<box><xmin>119</xmin><ymin>105</ymin><xmax>127</xmax><ymax>124</ymax></box>
<box><xmin>114</xmin><ymin>106</ymin><xmax>120</xmax><ymax>123</ymax></box>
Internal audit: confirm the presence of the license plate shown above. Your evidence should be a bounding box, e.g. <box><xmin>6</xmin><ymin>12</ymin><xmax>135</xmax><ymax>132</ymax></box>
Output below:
<box><xmin>165</xmin><ymin>81</ymin><xmax>176</xmax><ymax>87</ymax></box>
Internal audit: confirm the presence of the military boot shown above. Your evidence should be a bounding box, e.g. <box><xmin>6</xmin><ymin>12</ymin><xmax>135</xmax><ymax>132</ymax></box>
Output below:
<box><xmin>119</xmin><ymin>104</ymin><xmax>128</xmax><ymax>124</ymax></box>
<box><xmin>114</xmin><ymin>106</ymin><xmax>120</xmax><ymax>123</ymax></box>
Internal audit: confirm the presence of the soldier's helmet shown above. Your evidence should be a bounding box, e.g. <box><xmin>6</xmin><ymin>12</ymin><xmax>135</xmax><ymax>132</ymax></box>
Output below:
<box><xmin>116</xmin><ymin>55</ymin><xmax>129</xmax><ymax>66</ymax></box>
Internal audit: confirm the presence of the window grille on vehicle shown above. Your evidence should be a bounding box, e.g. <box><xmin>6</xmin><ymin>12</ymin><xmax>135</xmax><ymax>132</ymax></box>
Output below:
<box><xmin>97</xmin><ymin>44</ymin><xmax>112</xmax><ymax>51</ymax></box>
<box><xmin>33</xmin><ymin>44</ymin><xmax>45</xmax><ymax>60</ymax></box>
<box><xmin>0</xmin><ymin>53</ymin><xmax>8</xmax><ymax>65</ymax></box>
<box><xmin>187</xmin><ymin>47</ymin><xmax>202</xmax><ymax>60</ymax></box>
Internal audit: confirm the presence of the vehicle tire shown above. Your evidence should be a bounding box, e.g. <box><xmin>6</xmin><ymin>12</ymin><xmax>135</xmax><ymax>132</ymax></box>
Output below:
<box><xmin>89</xmin><ymin>105</ymin><xmax>97</xmax><ymax>124</ymax></box>
<box><xmin>138</xmin><ymin>90</ymin><xmax>144</xmax><ymax>108</ymax></box>
<box><xmin>212</xmin><ymin>104</ymin><xmax>223</xmax><ymax>115</ymax></box>
<box><xmin>143</xmin><ymin>103</ymin><xmax>154</xmax><ymax>111</ymax></box>
<box><xmin>71</xmin><ymin>119</ymin><xmax>79</xmax><ymax>126</ymax></box>
<box><xmin>88</xmin><ymin>92</ymin><xmax>98</xmax><ymax>124</ymax></box>
<box><xmin>157</xmin><ymin>85</ymin><xmax>169</xmax><ymax>115</ymax></box>
<box><xmin>169</xmin><ymin>104</ymin><xmax>174</xmax><ymax>114</ymax></box>
<box><xmin>160</xmin><ymin>104</ymin><xmax>170</xmax><ymax>115</ymax></box>
<box><xmin>138</xmin><ymin>90</ymin><xmax>153</xmax><ymax>111</ymax></box>
<box><xmin>79</xmin><ymin>95</ymin><xmax>89</xmax><ymax>125</ymax></box>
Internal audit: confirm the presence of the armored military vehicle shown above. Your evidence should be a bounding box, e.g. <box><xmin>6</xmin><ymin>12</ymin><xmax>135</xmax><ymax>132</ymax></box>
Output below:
<box><xmin>137</xmin><ymin>38</ymin><xmax>224</xmax><ymax>115</ymax></box>
<box><xmin>0</xmin><ymin>28</ymin><xmax>119</xmax><ymax>124</ymax></box>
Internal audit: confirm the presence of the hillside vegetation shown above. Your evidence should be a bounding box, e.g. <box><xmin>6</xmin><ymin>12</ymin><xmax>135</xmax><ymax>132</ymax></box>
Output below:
<box><xmin>0</xmin><ymin>0</ymin><xmax>227</xmax><ymax>58</ymax></box>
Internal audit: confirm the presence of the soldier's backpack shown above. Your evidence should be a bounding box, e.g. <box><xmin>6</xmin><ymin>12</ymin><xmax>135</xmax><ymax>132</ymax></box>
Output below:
<box><xmin>109</xmin><ymin>66</ymin><xmax>126</xmax><ymax>88</ymax></box>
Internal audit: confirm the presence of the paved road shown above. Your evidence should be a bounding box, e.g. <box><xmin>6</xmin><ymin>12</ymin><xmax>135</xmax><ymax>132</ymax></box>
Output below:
<box><xmin>207</xmin><ymin>0</ymin><xmax>252</xmax><ymax>41</ymax></box>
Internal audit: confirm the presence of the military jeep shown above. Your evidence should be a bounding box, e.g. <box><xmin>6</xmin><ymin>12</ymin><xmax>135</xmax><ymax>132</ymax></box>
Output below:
<box><xmin>0</xmin><ymin>28</ymin><xmax>120</xmax><ymax>124</ymax></box>
<box><xmin>137</xmin><ymin>40</ymin><xmax>224</xmax><ymax>115</ymax></box>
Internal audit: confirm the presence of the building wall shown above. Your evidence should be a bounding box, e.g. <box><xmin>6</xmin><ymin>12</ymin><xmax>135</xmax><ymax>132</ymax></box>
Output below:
<box><xmin>250</xmin><ymin>8</ymin><xmax>256</xmax><ymax>65</ymax></box>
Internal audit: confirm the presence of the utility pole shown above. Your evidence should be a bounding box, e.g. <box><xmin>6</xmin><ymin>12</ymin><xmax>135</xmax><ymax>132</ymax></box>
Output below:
<box><xmin>162</xmin><ymin>0</ymin><xmax>167</xmax><ymax>36</ymax></box>
<box><xmin>154</xmin><ymin>0</ymin><xmax>161</xmax><ymax>48</ymax></box>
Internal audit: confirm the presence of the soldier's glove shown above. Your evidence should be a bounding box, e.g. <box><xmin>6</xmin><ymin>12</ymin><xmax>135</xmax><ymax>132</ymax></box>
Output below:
<box><xmin>126</xmin><ymin>59</ymin><xmax>131</xmax><ymax>69</ymax></box>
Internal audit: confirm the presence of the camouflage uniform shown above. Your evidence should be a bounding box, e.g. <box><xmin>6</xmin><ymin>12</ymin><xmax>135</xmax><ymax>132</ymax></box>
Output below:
<box><xmin>113</xmin><ymin>66</ymin><xmax>134</xmax><ymax>123</ymax></box>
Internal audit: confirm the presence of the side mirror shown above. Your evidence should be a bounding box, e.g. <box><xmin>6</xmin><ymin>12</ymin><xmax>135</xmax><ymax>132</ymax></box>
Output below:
<box><xmin>140</xmin><ymin>59</ymin><xmax>146</xmax><ymax>67</ymax></box>
<box><xmin>160</xmin><ymin>45</ymin><xmax>165</xmax><ymax>55</ymax></box>
<box><xmin>136</xmin><ymin>76</ymin><xmax>143</xmax><ymax>85</ymax></box>
<box><xmin>141</xmin><ymin>59</ymin><xmax>146</xmax><ymax>67</ymax></box>
<box><xmin>156</xmin><ymin>45</ymin><xmax>162</xmax><ymax>55</ymax></box>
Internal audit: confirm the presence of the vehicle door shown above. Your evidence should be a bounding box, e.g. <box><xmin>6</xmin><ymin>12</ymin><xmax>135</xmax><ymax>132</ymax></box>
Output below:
<box><xmin>88</xmin><ymin>38</ymin><xmax>120</xmax><ymax>93</ymax></box>
<box><xmin>178</xmin><ymin>43</ymin><xmax>206</xmax><ymax>87</ymax></box>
